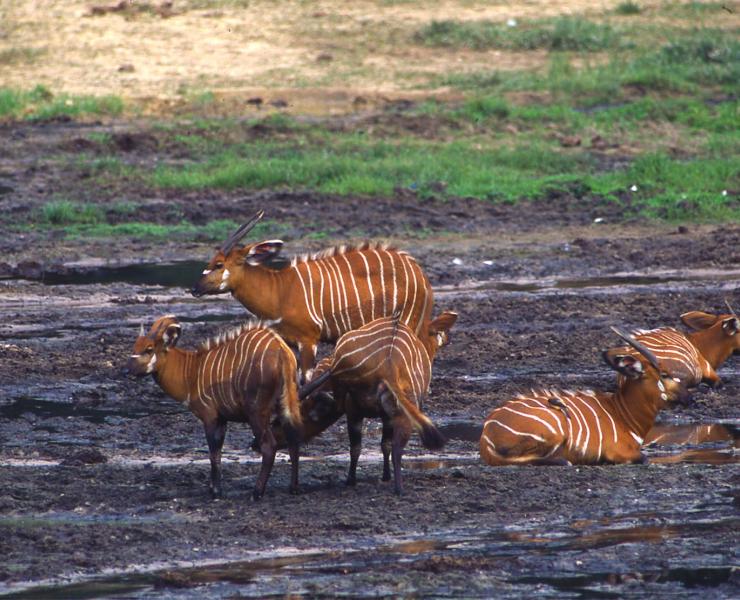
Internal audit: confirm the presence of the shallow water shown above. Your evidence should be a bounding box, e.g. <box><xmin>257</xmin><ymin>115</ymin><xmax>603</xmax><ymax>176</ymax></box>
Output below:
<box><xmin>4</xmin><ymin>508</ymin><xmax>736</xmax><ymax>599</ymax></box>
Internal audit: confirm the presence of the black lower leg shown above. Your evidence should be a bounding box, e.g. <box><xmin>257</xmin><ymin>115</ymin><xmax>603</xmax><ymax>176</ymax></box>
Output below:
<box><xmin>205</xmin><ymin>420</ymin><xmax>227</xmax><ymax>498</ymax></box>
<box><xmin>346</xmin><ymin>416</ymin><xmax>363</xmax><ymax>486</ymax></box>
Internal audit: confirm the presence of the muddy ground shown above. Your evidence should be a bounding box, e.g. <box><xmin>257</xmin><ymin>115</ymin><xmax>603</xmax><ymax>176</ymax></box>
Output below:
<box><xmin>0</xmin><ymin>118</ymin><xmax>738</xmax><ymax>598</ymax></box>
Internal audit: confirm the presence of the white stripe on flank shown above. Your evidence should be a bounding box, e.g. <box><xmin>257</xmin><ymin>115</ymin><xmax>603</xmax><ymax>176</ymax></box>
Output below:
<box><xmin>485</xmin><ymin>418</ymin><xmax>546</xmax><ymax>443</ymax></box>
<box><xmin>388</xmin><ymin>250</ymin><xmax>398</xmax><ymax>314</ymax></box>
<box><xmin>572</xmin><ymin>394</ymin><xmax>603</xmax><ymax>461</ymax></box>
<box><xmin>315</xmin><ymin>257</ymin><xmax>327</xmax><ymax>336</ymax></box>
<box><xmin>582</xmin><ymin>390</ymin><xmax>618</xmax><ymax>446</ymax></box>
<box><xmin>405</xmin><ymin>256</ymin><xmax>418</xmax><ymax>327</ymax></box>
<box><xmin>500</xmin><ymin>406</ymin><xmax>558</xmax><ymax>435</ymax></box>
<box><xmin>292</xmin><ymin>263</ymin><xmax>322</xmax><ymax>328</ymax></box>
<box><xmin>372</xmin><ymin>249</ymin><xmax>386</xmax><ymax>316</ymax></box>
<box><xmin>358</xmin><ymin>251</ymin><xmax>375</xmax><ymax>322</ymax></box>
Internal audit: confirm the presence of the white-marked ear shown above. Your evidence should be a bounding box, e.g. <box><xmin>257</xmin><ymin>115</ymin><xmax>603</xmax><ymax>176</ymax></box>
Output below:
<box><xmin>603</xmin><ymin>351</ymin><xmax>644</xmax><ymax>379</ymax></box>
<box><xmin>680</xmin><ymin>311</ymin><xmax>718</xmax><ymax>331</ymax></box>
<box><xmin>722</xmin><ymin>317</ymin><xmax>739</xmax><ymax>336</ymax></box>
<box><xmin>163</xmin><ymin>323</ymin><xmax>181</xmax><ymax>348</ymax></box>
<box><xmin>428</xmin><ymin>311</ymin><xmax>458</xmax><ymax>336</ymax></box>
<box><xmin>245</xmin><ymin>240</ymin><xmax>284</xmax><ymax>266</ymax></box>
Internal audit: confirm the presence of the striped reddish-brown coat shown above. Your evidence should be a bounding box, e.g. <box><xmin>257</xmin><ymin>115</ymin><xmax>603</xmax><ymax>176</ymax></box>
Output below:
<box><xmin>479</xmin><ymin>330</ymin><xmax>690</xmax><ymax>467</ymax></box>
<box><xmin>126</xmin><ymin>316</ymin><xmax>302</xmax><ymax>500</ymax></box>
<box><xmin>302</xmin><ymin>311</ymin><xmax>458</xmax><ymax>494</ymax></box>
<box><xmin>617</xmin><ymin>307</ymin><xmax>739</xmax><ymax>389</ymax></box>
<box><xmin>191</xmin><ymin>212</ymin><xmax>433</xmax><ymax>377</ymax></box>
<box><xmin>623</xmin><ymin>327</ymin><xmax>710</xmax><ymax>386</ymax></box>
<box><xmin>679</xmin><ymin>308</ymin><xmax>739</xmax><ymax>382</ymax></box>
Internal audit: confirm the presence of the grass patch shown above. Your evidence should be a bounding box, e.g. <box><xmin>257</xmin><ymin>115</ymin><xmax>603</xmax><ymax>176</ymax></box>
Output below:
<box><xmin>56</xmin><ymin>218</ymin><xmax>290</xmax><ymax>241</ymax></box>
<box><xmin>614</xmin><ymin>1</ymin><xmax>641</xmax><ymax>15</ymax></box>
<box><xmin>58</xmin><ymin>220</ymin><xmax>239</xmax><ymax>241</ymax></box>
<box><xmin>436</xmin><ymin>27</ymin><xmax>740</xmax><ymax>104</ymax></box>
<box><xmin>40</xmin><ymin>201</ymin><xmax>104</xmax><ymax>225</ymax></box>
<box><xmin>0</xmin><ymin>85</ymin><xmax>123</xmax><ymax>121</ymax></box>
<box><xmin>587</xmin><ymin>153</ymin><xmax>739</xmax><ymax>220</ymax></box>
<box><xmin>151</xmin><ymin>135</ymin><xmax>593</xmax><ymax>202</ymax></box>
<box><xmin>415</xmin><ymin>17</ymin><xmax>621</xmax><ymax>52</ymax></box>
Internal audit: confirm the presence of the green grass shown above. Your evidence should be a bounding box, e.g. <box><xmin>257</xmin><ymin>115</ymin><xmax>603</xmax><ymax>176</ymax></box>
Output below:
<box><xmin>58</xmin><ymin>219</ymin><xmax>240</xmax><ymax>241</ymax></box>
<box><xmin>138</xmin><ymin>98</ymin><xmax>739</xmax><ymax>221</ymax></box>
<box><xmin>587</xmin><ymin>153</ymin><xmax>738</xmax><ymax>220</ymax></box>
<box><xmin>435</xmin><ymin>28</ymin><xmax>740</xmax><ymax>105</ymax></box>
<box><xmin>40</xmin><ymin>201</ymin><xmax>104</xmax><ymax>225</ymax></box>
<box><xmin>0</xmin><ymin>85</ymin><xmax>123</xmax><ymax>120</ymax></box>
<box><xmin>29</xmin><ymin>204</ymin><xmax>287</xmax><ymax>240</ymax></box>
<box><xmin>614</xmin><ymin>1</ymin><xmax>641</xmax><ymax>15</ymax></box>
<box><xmin>151</xmin><ymin>135</ymin><xmax>594</xmax><ymax>201</ymax></box>
<box><xmin>415</xmin><ymin>17</ymin><xmax>621</xmax><ymax>52</ymax></box>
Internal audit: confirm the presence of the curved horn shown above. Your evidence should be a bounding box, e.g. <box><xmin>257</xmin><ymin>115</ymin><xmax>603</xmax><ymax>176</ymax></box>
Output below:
<box><xmin>610</xmin><ymin>326</ymin><xmax>661</xmax><ymax>372</ymax></box>
<box><xmin>724</xmin><ymin>298</ymin><xmax>737</xmax><ymax>317</ymax></box>
<box><xmin>220</xmin><ymin>209</ymin><xmax>265</xmax><ymax>255</ymax></box>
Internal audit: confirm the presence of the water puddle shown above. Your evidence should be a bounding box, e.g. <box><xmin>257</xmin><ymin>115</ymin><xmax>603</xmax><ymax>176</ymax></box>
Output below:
<box><xmin>10</xmin><ymin>261</ymin><xmax>205</xmax><ymax>287</ymax></box>
<box><xmin>437</xmin><ymin>268</ymin><xmax>740</xmax><ymax>297</ymax></box>
<box><xmin>4</xmin><ymin>516</ymin><xmax>736</xmax><ymax>599</ymax></box>
<box><xmin>5</xmin><ymin>261</ymin><xmax>740</xmax><ymax>297</ymax></box>
<box><xmin>0</xmin><ymin>395</ymin><xmax>170</xmax><ymax>424</ymax></box>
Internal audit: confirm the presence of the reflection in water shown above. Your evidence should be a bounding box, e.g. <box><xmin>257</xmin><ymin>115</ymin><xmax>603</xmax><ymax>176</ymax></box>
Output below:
<box><xmin>645</xmin><ymin>423</ymin><xmax>737</xmax><ymax>447</ymax></box>
<box><xmin>437</xmin><ymin>268</ymin><xmax>740</xmax><ymax>297</ymax></box>
<box><xmin>651</xmin><ymin>449</ymin><xmax>738</xmax><ymax>465</ymax></box>
<box><xmin>8</xmin><ymin>517</ymin><xmax>736</xmax><ymax>600</ymax></box>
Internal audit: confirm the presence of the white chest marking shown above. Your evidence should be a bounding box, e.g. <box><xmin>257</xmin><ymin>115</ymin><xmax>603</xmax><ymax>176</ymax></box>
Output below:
<box><xmin>219</xmin><ymin>269</ymin><xmax>231</xmax><ymax>291</ymax></box>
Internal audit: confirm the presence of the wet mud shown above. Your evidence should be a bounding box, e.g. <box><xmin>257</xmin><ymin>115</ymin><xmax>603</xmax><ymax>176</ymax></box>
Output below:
<box><xmin>0</xmin><ymin>120</ymin><xmax>738</xmax><ymax>598</ymax></box>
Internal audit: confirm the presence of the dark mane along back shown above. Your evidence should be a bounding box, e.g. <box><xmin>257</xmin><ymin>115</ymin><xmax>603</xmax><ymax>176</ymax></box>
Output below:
<box><xmin>289</xmin><ymin>242</ymin><xmax>405</xmax><ymax>267</ymax></box>
<box><xmin>198</xmin><ymin>320</ymin><xmax>273</xmax><ymax>352</ymax></box>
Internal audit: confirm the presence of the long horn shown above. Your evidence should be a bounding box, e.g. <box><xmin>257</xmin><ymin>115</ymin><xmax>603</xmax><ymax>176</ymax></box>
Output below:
<box><xmin>139</xmin><ymin>323</ymin><xmax>145</xmax><ymax>336</ymax></box>
<box><xmin>724</xmin><ymin>298</ymin><xmax>737</xmax><ymax>317</ymax></box>
<box><xmin>610</xmin><ymin>326</ymin><xmax>661</xmax><ymax>372</ymax></box>
<box><xmin>220</xmin><ymin>209</ymin><xmax>265</xmax><ymax>255</ymax></box>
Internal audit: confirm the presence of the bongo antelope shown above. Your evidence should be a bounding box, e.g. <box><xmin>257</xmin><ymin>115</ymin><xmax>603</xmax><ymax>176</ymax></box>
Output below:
<box><xmin>191</xmin><ymin>211</ymin><xmax>433</xmax><ymax>378</ymax></box>
<box><xmin>300</xmin><ymin>311</ymin><xmax>458</xmax><ymax>494</ymax></box>
<box><xmin>126</xmin><ymin>316</ymin><xmax>303</xmax><ymax>500</ymax></box>
<box><xmin>622</xmin><ymin>301</ymin><xmax>739</xmax><ymax>389</ymax></box>
<box><xmin>679</xmin><ymin>301</ymin><xmax>739</xmax><ymax>383</ymax></box>
<box><xmin>480</xmin><ymin>328</ymin><xmax>690</xmax><ymax>467</ymax></box>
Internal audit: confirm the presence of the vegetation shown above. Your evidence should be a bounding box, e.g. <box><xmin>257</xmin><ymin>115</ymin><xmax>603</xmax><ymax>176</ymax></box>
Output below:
<box><xmin>0</xmin><ymin>86</ymin><xmax>123</xmax><ymax>121</ymax></box>
<box><xmin>435</xmin><ymin>27</ymin><xmax>740</xmax><ymax>104</ymax></box>
<box><xmin>614</xmin><ymin>2</ymin><xmax>641</xmax><ymax>15</ymax></box>
<box><xmin>28</xmin><ymin>199</ymin><xmax>285</xmax><ymax>240</ymax></box>
<box><xmin>4</xmin><ymin>7</ymin><xmax>739</xmax><ymax>224</ymax></box>
<box><xmin>414</xmin><ymin>17</ymin><xmax>622</xmax><ymax>52</ymax></box>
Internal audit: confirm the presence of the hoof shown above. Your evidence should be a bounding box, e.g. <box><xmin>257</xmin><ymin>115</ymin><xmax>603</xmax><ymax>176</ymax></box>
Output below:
<box><xmin>252</xmin><ymin>489</ymin><xmax>264</xmax><ymax>501</ymax></box>
<box><xmin>345</xmin><ymin>477</ymin><xmax>357</xmax><ymax>487</ymax></box>
<box><xmin>381</xmin><ymin>472</ymin><xmax>391</xmax><ymax>482</ymax></box>
<box><xmin>289</xmin><ymin>486</ymin><xmax>300</xmax><ymax>496</ymax></box>
<box><xmin>209</xmin><ymin>486</ymin><xmax>222</xmax><ymax>499</ymax></box>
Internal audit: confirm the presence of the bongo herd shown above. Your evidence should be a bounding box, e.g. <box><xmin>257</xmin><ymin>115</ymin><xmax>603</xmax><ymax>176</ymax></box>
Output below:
<box><xmin>126</xmin><ymin>209</ymin><xmax>738</xmax><ymax>498</ymax></box>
